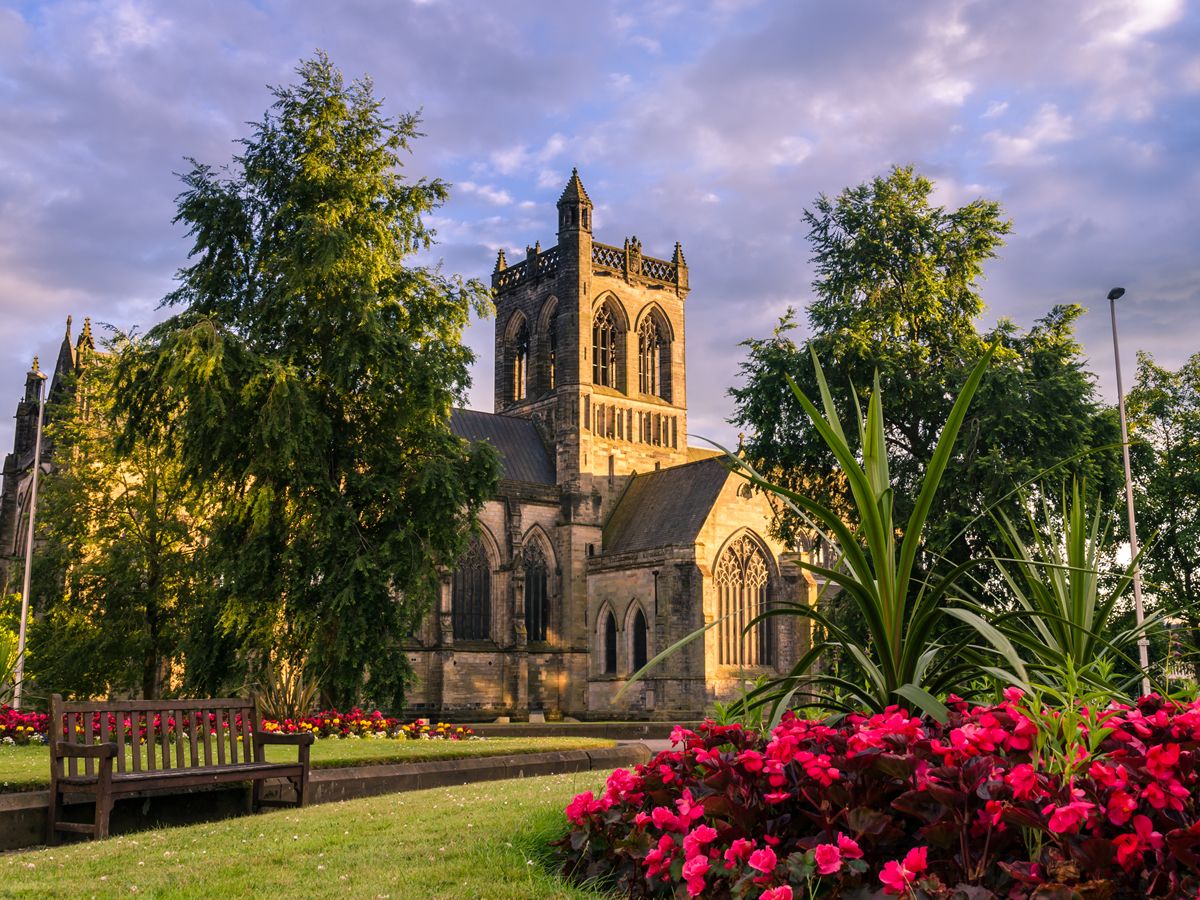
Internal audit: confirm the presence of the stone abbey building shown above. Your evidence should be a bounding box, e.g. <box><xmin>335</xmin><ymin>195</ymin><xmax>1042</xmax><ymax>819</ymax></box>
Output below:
<box><xmin>408</xmin><ymin>172</ymin><xmax>814</xmax><ymax>719</ymax></box>
<box><xmin>0</xmin><ymin>174</ymin><xmax>815</xmax><ymax>719</ymax></box>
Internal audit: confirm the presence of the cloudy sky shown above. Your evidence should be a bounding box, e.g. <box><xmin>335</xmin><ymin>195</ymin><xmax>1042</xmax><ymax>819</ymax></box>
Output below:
<box><xmin>1</xmin><ymin>0</ymin><xmax>1197</xmax><ymax>457</ymax></box>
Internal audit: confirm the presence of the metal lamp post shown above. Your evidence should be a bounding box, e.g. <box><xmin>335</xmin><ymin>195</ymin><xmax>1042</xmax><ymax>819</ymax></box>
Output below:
<box><xmin>1108</xmin><ymin>287</ymin><xmax>1151</xmax><ymax>696</ymax></box>
<box><xmin>13</xmin><ymin>360</ymin><xmax>48</xmax><ymax>710</ymax></box>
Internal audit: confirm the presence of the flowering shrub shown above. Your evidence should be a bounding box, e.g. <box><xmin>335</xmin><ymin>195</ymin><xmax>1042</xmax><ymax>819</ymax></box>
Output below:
<box><xmin>2</xmin><ymin>706</ymin><xmax>472</xmax><ymax>744</ymax></box>
<box><xmin>0</xmin><ymin>707</ymin><xmax>48</xmax><ymax>745</ymax></box>
<box><xmin>559</xmin><ymin>694</ymin><xmax>1200</xmax><ymax>897</ymax></box>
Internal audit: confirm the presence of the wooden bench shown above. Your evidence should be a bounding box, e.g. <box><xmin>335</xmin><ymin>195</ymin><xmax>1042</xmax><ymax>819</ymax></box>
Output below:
<box><xmin>47</xmin><ymin>694</ymin><xmax>313</xmax><ymax>842</ymax></box>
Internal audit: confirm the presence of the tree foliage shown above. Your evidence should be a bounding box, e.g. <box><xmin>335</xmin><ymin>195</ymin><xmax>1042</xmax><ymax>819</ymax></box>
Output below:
<box><xmin>29</xmin><ymin>338</ymin><xmax>213</xmax><ymax>699</ymax></box>
<box><xmin>730</xmin><ymin>167</ymin><xmax>1122</xmax><ymax>571</ymax></box>
<box><xmin>1126</xmin><ymin>351</ymin><xmax>1200</xmax><ymax>677</ymax></box>
<box><xmin>114</xmin><ymin>54</ymin><xmax>499</xmax><ymax>708</ymax></box>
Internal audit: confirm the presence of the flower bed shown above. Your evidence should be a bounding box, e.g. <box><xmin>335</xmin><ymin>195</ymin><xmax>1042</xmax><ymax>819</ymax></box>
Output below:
<box><xmin>0</xmin><ymin>705</ymin><xmax>472</xmax><ymax>744</ymax></box>
<box><xmin>260</xmin><ymin>709</ymin><xmax>474</xmax><ymax>740</ymax></box>
<box><xmin>0</xmin><ymin>707</ymin><xmax>49</xmax><ymax>745</ymax></box>
<box><xmin>559</xmin><ymin>693</ymin><xmax>1200</xmax><ymax>897</ymax></box>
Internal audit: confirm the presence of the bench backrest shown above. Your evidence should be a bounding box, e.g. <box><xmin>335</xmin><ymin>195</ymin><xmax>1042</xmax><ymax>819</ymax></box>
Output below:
<box><xmin>49</xmin><ymin>695</ymin><xmax>262</xmax><ymax>778</ymax></box>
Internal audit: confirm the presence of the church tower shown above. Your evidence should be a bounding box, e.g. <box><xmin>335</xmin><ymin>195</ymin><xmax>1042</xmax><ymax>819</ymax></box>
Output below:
<box><xmin>491</xmin><ymin>170</ymin><xmax>690</xmax><ymax>500</ymax></box>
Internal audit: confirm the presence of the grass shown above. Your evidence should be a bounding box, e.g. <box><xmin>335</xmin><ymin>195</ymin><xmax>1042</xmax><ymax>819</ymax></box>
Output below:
<box><xmin>0</xmin><ymin>737</ymin><xmax>616</xmax><ymax>793</ymax></box>
<box><xmin>0</xmin><ymin>772</ymin><xmax>613</xmax><ymax>898</ymax></box>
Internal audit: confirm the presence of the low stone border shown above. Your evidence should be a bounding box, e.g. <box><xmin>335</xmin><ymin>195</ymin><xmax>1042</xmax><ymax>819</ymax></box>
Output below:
<box><xmin>0</xmin><ymin>743</ymin><xmax>650</xmax><ymax>852</ymax></box>
<box><xmin>470</xmin><ymin>722</ymin><xmax>694</xmax><ymax>740</ymax></box>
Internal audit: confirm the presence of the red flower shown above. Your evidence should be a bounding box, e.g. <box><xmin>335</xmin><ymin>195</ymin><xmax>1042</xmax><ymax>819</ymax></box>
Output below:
<box><xmin>759</xmin><ymin>887</ymin><xmax>793</xmax><ymax>900</ymax></box>
<box><xmin>836</xmin><ymin>833</ymin><xmax>863</xmax><ymax>859</ymax></box>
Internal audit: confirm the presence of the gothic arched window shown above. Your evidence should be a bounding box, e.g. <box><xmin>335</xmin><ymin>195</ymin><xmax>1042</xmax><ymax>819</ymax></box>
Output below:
<box><xmin>638</xmin><ymin>317</ymin><xmax>662</xmax><ymax>396</ymax></box>
<box><xmin>512</xmin><ymin>319</ymin><xmax>530</xmax><ymax>402</ymax></box>
<box><xmin>715</xmin><ymin>534</ymin><xmax>773</xmax><ymax>667</ymax></box>
<box><xmin>601</xmin><ymin>610</ymin><xmax>618</xmax><ymax>674</ymax></box>
<box><xmin>592</xmin><ymin>306</ymin><xmax>618</xmax><ymax>388</ymax></box>
<box><xmin>452</xmin><ymin>537</ymin><xmax>491</xmax><ymax>641</ymax></box>
<box><xmin>631</xmin><ymin>608</ymin><xmax>648</xmax><ymax>673</ymax></box>
<box><xmin>524</xmin><ymin>542</ymin><xmax>550</xmax><ymax>642</ymax></box>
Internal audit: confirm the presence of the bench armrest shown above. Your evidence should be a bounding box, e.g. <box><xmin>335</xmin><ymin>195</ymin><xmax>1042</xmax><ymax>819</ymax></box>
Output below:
<box><xmin>54</xmin><ymin>742</ymin><xmax>117</xmax><ymax>759</ymax></box>
<box><xmin>254</xmin><ymin>732</ymin><xmax>316</xmax><ymax>747</ymax></box>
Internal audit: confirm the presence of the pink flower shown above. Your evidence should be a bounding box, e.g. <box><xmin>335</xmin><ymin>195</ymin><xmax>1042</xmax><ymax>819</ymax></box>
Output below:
<box><xmin>1145</xmin><ymin>743</ymin><xmax>1182</xmax><ymax>779</ymax></box>
<box><xmin>836</xmin><ymin>833</ymin><xmax>863</xmax><ymax>859</ymax></box>
<box><xmin>1142</xmin><ymin>780</ymin><xmax>1189</xmax><ymax>812</ymax></box>
<box><xmin>724</xmin><ymin>837</ymin><xmax>754</xmax><ymax>869</ymax></box>
<box><xmin>1004</xmin><ymin>763</ymin><xmax>1040</xmax><ymax>799</ymax></box>
<box><xmin>565</xmin><ymin>791</ymin><xmax>600</xmax><ymax>825</ymax></box>
<box><xmin>1042</xmin><ymin>799</ymin><xmax>1094</xmax><ymax>834</ymax></box>
<box><xmin>651</xmin><ymin>805</ymin><xmax>680</xmax><ymax>832</ymax></box>
<box><xmin>644</xmin><ymin>834</ymin><xmax>676</xmax><ymax>879</ymax></box>
<box><xmin>879</xmin><ymin>861</ymin><xmax>915</xmax><ymax>894</ymax></box>
<box><xmin>759</xmin><ymin>887</ymin><xmax>793</xmax><ymax>900</ymax></box>
<box><xmin>764</xmin><ymin>791</ymin><xmax>790</xmax><ymax>804</ymax></box>
<box><xmin>748</xmin><ymin>846</ymin><xmax>777</xmax><ymax>874</ymax></box>
<box><xmin>682</xmin><ymin>854</ymin><xmax>710</xmax><ymax>897</ymax></box>
<box><xmin>1106</xmin><ymin>789</ymin><xmax>1138</xmax><ymax>826</ymax></box>
<box><xmin>675</xmin><ymin>788</ymin><xmax>706</xmax><ymax>825</ymax></box>
<box><xmin>682</xmin><ymin>824</ymin><xmax>718</xmax><ymax>860</ymax></box>
<box><xmin>814</xmin><ymin>843</ymin><xmax>842</xmax><ymax>875</ymax></box>
<box><xmin>880</xmin><ymin>847</ymin><xmax>928</xmax><ymax>893</ymax></box>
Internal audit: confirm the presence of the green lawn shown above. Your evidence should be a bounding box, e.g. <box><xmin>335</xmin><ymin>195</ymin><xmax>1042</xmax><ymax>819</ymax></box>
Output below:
<box><xmin>0</xmin><ymin>737</ymin><xmax>615</xmax><ymax>793</ymax></box>
<box><xmin>1</xmin><ymin>772</ymin><xmax>611</xmax><ymax>898</ymax></box>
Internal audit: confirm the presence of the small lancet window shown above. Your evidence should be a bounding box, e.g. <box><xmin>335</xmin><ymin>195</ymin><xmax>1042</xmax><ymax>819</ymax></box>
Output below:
<box><xmin>593</xmin><ymin>306</ymin><xmax>618</xmax><ymax>388</ymax></box>
<box><xmin>602</xmin><ymin>610</ymin><xmax>618</xmax><ymax>674</ymax></box>
<box><xmin>631</xmin><ymin>608</ymin><xmax>648</xmax><ymax>673</ymax></box>
<box><xmin>547</xmin><ymin>305</ymin><xmax>559</xmax><ymax>390</ymax></box>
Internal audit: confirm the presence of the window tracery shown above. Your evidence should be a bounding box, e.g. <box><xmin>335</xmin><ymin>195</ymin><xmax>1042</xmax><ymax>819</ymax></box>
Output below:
<box><xmin>715</xmin><ymin>534</ymin><xmax>772</xmax><ymax>667</ymax></box>
<box><xmin>523</xmin><ymin>541</ymin><xmax>550</xmax><ymax>642</ymax></box>
<box><xmin>592</xmin><ymin>306</ymin><xmax>618</xmax><ymax>388</ymax></box>
<box><xmin>638</xmin><ymin>317</ymin><xmax>662</xmax><ymax>396</ymax></box>
<box><xmin>512</xmin><ymin>318</ymin><xmax>529</xmax><ymax>401</ymax></box>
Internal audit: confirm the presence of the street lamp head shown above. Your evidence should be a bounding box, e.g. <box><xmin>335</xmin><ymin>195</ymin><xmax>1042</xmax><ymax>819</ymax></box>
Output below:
<box><xmin>1108</xmin><ymin>287</ymin><xmax>1126</xmax><ymax>301</ymax></box>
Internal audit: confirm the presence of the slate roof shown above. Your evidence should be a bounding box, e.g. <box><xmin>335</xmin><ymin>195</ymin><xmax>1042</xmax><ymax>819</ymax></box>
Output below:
<box><xmin>604</xmin><ymin>456</ymin><xmax>733</xmax><ymax>555</ymax></box>
<box><xmin>450</xmin><ymin>408</ymin><xmax>556</xmax><ymax>486</ymax></box>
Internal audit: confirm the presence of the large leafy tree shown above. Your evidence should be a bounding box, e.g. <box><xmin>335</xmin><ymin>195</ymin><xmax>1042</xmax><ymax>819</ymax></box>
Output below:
<box><xmin>28</xmin><ymin>335</ymin><xmax>214</xmax><ymax>699</ymax></box>
<box><xmin>731</xmin><ymin>167</ymin><xmax>1122</xmax><ymax>572</ymax></box>
<box><xmin>115</xmin><ymin>54</ymin><xmax>499</xmax><ymax>708</ymax></box>
<box><xmin>1126</xmin><ymin>351</ymin><xmax>1200</xmax><ymax>677</ymax></box>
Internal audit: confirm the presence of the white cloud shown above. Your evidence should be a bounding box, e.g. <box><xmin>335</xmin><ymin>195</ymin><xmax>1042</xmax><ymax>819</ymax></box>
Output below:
<box><xmin>986</xmin><ymin>103</ymin><xmax>1074</xmax><ymax>165</ymax></box>
<box><xmin>458</xmin><ymin>181</ymin><xmax>513</xmax><ymax>206</ymax></box>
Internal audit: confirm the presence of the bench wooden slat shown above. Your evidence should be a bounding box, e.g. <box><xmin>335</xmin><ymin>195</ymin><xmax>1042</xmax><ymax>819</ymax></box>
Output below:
<box><xmin>240</xmin><ymin>707</ymin><xmax>253</xmax><ymax>765</ymax></box>
<box><xmin>160</xmin><ymin>709</ymin><xmax>171</xmax><ymax>770</ymax></box>
<box><xmin>227</xmin><ymin>708</ymin><xmax>238</xmax><ymax>765</ymax></box>
<box><xmin>173</xmin><ymin>708</ymin><xmax>185</xmax><ymax>769</ymax></box>
<box><xmin>115</xmin><ymin>712</ymin><xmax>127</xmax><ymax>774</ymax></box>
<box><xmin>201</xmin><ymin>709</ymin><xmax>213</xmax><ymax>767</ymax></box>
<box><xmin>85</xmin><ymin>713</ymin><xmax>96</xmax><ymax>778</ymax></box>
<box><xmin>214</xmin><ymin>710</ymin><xmax>226</xmax><ymax>766</ymax></box>
<box><xmin>67</xmin><ymin>713</ymin><xmax>79</xmax><ymax>779</ymax></box>
<box><xmin>147</xmin><ymin>712</ymin><xmax>157</xmax><ymax>772</ymax></box>
<box><xmin>188</xmin><ymin>710</ymin><xmax>200</xmax><ymax>768</ymax></box>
